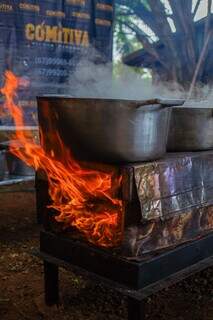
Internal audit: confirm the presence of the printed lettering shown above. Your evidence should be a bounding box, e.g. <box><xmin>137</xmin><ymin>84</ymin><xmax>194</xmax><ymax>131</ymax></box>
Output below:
<box><xmin>25</xmin><ymin>24</ymin><xmax>89</xmax><ymax>47</ymax></box>
<box><xmin>25</xmin><ymin>24</ymin><xmax>35</xmax><ymax>41</ymax></box>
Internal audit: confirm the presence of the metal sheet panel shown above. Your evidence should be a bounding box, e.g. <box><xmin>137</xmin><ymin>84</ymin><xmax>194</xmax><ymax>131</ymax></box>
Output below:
<box><xmin>130</xmin><ymin>151</ymin><xmax>213</xmax><ymax>221</ymax></box>
<box><xmin>122</xmin><ymin>206</ymin><xmax>213</xmax><ymax>258</ymax></box>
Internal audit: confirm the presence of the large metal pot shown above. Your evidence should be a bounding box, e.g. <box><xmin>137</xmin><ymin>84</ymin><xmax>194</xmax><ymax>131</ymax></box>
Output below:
<box><xmin>37</xmin><ymin>97</ymin><xmax>183</xmax><ymax>163</ymax></box>
<box><xmin>167</xmin><ymin>106</ymin><xmax>213</xmax><ymax>151</ymax></box>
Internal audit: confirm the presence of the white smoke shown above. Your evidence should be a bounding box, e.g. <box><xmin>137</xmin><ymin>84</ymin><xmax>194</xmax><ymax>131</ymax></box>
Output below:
<box><xmin>67</xmin><ymin>51</ymin><xmax>212</xmax><ymax>106</ymax></box>
<box><xmin>68</xmin><ymin>56</ymin><xmax>186</xmax><ymax>100</ymax></box>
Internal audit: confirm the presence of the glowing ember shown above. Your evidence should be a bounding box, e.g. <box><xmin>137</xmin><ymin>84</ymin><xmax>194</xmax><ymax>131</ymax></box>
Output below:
<box><xmin>0</xmin><ymin>70</ymin><xmax>123</xmax><ymax>247</ymax></box>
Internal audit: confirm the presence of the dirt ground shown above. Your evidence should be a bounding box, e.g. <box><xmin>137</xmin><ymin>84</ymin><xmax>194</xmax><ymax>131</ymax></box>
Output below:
<box><xmin>0</xmin><ymin>190</ymin><xmax>212</xmax><ymax>320</ymax></box>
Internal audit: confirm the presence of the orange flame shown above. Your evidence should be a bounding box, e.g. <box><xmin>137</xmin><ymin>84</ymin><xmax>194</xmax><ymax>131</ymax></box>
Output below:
<box><xmin>0</xmin><ymin>71</ymin><xmax>123</xmax><ymax>247</ymax></box>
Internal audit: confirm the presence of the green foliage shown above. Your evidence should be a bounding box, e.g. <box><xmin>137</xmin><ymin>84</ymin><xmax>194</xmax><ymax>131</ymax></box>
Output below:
<box><xmin>113</xmin><ymin>60</ymin><xmax>151</xmax><ymax>79</ymax></box>
<box><xmin>114</xmin><ymin>0</ymin><xmax>150</xmax><ymax>56</ymax></box>
<box><xmin>114</xmin><ymin>0</ymin><xmax>212</xmax><ymax>88</ymax></box>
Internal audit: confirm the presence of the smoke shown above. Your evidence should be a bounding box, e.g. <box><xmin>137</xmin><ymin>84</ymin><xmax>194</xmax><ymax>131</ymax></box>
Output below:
<box><xmin>66</xmin><ymin>50</ymin><xmax>213</xmax><ymax>106</ymax></box>
<box><xmin>68</xmin><ymin>55</ymin><xmax>187</xmax><ymax>100</ymax></box>
<box><xmin>184</xmin><ymin>84</ymin><xmax>213</xmax><ymax>107</ymax></box>
<box><xmin>1</xmin><ymin>46</ymin><xmax>212</xmax><ymax>127</ymax></box>
<box><xmin>1</xmin><ymin>44</ymin><xmax>212</xmax><ymax>104</ymax></box>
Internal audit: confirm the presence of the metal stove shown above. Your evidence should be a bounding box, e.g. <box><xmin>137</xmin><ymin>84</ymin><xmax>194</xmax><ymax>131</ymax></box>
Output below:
<box><xmin>35</xmin><ymin>151</ymin><xmax>213</xmax><ymax>320</ymax></box>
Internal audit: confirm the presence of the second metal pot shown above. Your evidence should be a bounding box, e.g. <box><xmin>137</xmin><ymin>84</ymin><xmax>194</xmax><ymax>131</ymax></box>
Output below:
<box><xmin>168</xmin><ymin>106</ymin><xmax>213</xmax><ymax>151</ymax></box>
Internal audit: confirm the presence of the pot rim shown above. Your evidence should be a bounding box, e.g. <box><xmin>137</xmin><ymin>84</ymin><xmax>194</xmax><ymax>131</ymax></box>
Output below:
<box><xmin>37</xmin><ymin>95</ymin><xmax>184</xmax><ymax>106</ymax></box>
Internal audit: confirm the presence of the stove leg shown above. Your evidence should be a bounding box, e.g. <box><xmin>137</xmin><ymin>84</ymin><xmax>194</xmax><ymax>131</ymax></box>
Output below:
<box><xmin>44</xmin><ymin>261</ymin><xmax>59</xmax><ymax>306</ymax></box>
<box><xmin>127</xmin><ymin>297</ymin><xmax>145</xmax><ymax>320</ymax></box>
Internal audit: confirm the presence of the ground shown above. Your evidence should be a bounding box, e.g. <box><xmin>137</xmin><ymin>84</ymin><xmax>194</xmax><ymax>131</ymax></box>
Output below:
<box><xmin>0</xmin><ymin>190</ymin><xmax>212</xmax><ymax>320</ymax></box>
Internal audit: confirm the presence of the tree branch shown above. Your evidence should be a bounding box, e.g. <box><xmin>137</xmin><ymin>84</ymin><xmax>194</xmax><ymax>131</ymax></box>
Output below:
<box><xmin>204</xmin><ymin>0</ymin><xmax>212</xmax><ymax>40</ymax></box>
<box><xmin>192</xmin><ymin>0</ymin><xmax>202</xmax><ymax>19</ymax></box>
<box><xmin>168</xmin><ymin>0</ymin><xmax>196</xmax><ymax>78</ymax></box>
<box><xmin>116</xmin><ymin>0</ymin><xmax>164</xmax><ymax>40</ymax></box>
<box><xmin>148</xmin><ymin>0</ymin><xmax>182</xmax><ymax>79</ymax></box>
<box><xmin>119</xmin><ymin>18</ymin><xmax>170</xmax><ymax>70</ymax></box>
<box><xmin>188</xmin><ymin>30</ymin><xmax>212</xmax><ymax>98</ymax></box>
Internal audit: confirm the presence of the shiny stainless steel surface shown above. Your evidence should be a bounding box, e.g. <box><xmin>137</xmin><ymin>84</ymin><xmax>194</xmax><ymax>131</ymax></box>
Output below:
<box><xmin>37</xmin><ymin>97</ymin><xmax>173</xmax><ymax>163</ymax></box>
<box><xmin>168</xmin><ymin>106</ymin><xmax>213</xmax><ymax>151</ymax></box>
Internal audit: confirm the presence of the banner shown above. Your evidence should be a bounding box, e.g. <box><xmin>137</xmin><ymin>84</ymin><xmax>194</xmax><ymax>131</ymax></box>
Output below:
<box><xmin>0</xmin><ymin>0</ymin><xmax>114</xmax><ymax>124</ymax></box>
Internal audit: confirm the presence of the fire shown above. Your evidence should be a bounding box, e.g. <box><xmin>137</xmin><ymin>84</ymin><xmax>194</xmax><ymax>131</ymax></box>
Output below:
<box><xmin>0</xmin><ymin>71</ymin><xmax>123</xmax><ymax>247</ymax></box>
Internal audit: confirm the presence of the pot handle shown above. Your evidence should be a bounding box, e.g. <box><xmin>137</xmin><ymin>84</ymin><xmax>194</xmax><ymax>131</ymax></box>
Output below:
<box><xmin>158</xmin><ymin>99</ymin><xmax>185</xmax><ymax>106</ymax></box>
<box><xmin>135</xmin><ymin>99</ymin><xmax>158</xmax><ymax>107</ymax></box>
<box><xmin>136</xmin><ymin>98</ymin><xmax>185</xmax><ymax>109</ymax></box>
